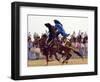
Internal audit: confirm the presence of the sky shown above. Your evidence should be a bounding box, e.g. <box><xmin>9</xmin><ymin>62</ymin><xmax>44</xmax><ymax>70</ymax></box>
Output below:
<box><xmin>28</xmin><ymin>15</ymin><xmax>88</xmax><ymax>40</ymax></box>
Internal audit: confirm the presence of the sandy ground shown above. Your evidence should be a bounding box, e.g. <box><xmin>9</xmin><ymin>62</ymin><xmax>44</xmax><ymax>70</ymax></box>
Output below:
<box><xmin>28</xmin><ymin>58</ymin><xmax>88</xmax><ymax>67</ymax></box>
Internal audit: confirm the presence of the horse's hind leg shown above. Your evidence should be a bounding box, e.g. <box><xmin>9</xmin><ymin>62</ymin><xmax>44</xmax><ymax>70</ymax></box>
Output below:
<box><xmin>73</xmin><ymin>50</ymin><xmax>83</xmax><ymax>59</ymax></box>
<box><xmin>55</xmin><ymin>54</ymin><xmax>60</xmax><ymax>62</ymax></box>
<box><xmin>62</xmin><ymin>53</ymin><xmax>72</xmax><ymax>64</ymax></box>
<box><xmin>45</xmin><ymin>55</ymin><xmax>49</xmax><ymax>65</ymax></box>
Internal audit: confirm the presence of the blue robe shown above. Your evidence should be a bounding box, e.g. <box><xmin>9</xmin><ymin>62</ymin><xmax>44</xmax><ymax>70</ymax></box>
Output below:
<box><xmin>54</xmin><ymin>20</ymin><xmax>69</xmax><ymax>37</ymax></box>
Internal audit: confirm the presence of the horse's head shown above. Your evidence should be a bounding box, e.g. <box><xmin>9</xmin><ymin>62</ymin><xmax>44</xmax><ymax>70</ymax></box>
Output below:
<box><xmin>40</xmin><ymin>34</ymin><xmax>48</xmax><ymax>43</ymax></box>
<box><xmin>41</xmin><ymin>34</ymin><xmax>48</xmax><ymax>39</ymax></box>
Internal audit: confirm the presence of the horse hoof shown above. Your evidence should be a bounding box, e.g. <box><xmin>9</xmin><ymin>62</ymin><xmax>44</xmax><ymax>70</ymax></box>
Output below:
<box><xmin>62</xmin><ymin>61</ymin><xmax>65</xmax><ymax>64</ymax></box>
<box><xmin>66</xmin><ymin>61</ymin><xmax>68</xmax><ymax>64</ymax></box>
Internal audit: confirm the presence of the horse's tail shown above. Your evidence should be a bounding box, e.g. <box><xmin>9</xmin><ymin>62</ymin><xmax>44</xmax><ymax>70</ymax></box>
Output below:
<box><xmin>73</xmin><ymin>50</ymin><xmax>84</xmax><ymax>59</ymax></box>
<box><xmin>66</xmin><ymin>45</ymin><xmax>83</xmax><ymax>59</ymax></box>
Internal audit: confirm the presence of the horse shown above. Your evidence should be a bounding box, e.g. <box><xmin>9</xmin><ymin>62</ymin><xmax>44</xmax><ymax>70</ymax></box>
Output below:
<box><xmin>38</xmin><ymin>34</ymin><xmax>72</xmax><ymax>64</ymax></box>
<box><xmin>44</xmin><ymin>23</ymin><xmax>83</xmax><ymax>64</ymax></box>
<box><xmin>36</xmin><ymin>34</ymin><xmax>60</xmax><ymax>65</ymax></box>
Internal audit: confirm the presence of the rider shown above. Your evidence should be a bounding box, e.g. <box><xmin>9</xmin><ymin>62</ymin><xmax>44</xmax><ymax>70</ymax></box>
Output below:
<box><xmin>54</xmin><ymin>19</ymin><xmax>70</xmax><ymax>38</ymax></box>
<box><xmin>44</xmin><ymin>23</ymin><xmax>58</xmax><ymax>43</ymax></box>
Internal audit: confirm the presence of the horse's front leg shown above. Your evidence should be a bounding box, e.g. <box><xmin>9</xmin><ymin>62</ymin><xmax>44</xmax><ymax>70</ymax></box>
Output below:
<box><xmin>54</xmin><ymin>53</ymin><xmax>60</xmax><ymax>62</ymax></box>
<box><xmin>45</xmin><ymin>54</ymin><xmax>48</xmax><ymax>65</ymax></box>
<box><xmin>62</xmin><ymin>53</ymin><xmax>72</xmax><ymax>64</ymax></box>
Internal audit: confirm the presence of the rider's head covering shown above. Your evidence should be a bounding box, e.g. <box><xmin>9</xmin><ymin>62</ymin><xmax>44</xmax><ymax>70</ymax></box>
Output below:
<box><xmin>54</xmin><ymin>19</ymin><xmax>62</xmax><ymax>26</ymax></box>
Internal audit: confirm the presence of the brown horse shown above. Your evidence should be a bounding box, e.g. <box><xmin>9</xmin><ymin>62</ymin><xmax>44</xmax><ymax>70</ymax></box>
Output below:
<box><xmin>34</xmin><ymin>33</ymin><xmax>83</xmax><ymax>65</ymax></box>
<box><xmin>36</xmin><ymin>23</ymin><xmax>84</xmax><ymax>65</ymax></box>
<box><xmin>38</xmin><ymin>34</ymin><xmax>60</xmax><ymax>65</ymax></box>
